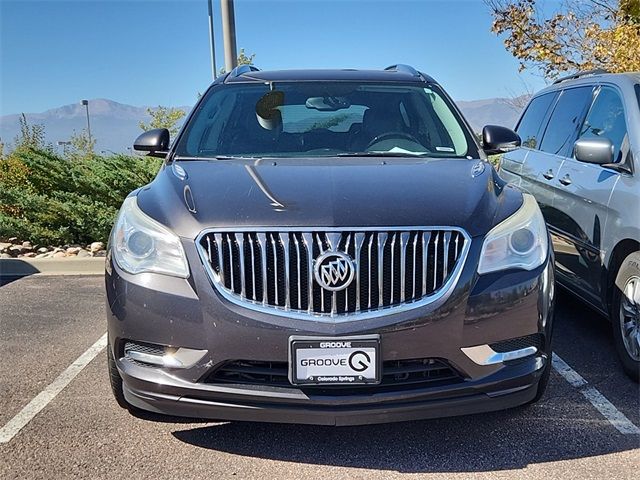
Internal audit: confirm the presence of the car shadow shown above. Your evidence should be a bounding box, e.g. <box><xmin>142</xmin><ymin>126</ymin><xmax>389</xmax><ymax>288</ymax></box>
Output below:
<box><xmin>169</xmin><ymin>394</ymin><xmax>638</xmax><ymax>473</ymax></box>
<box><xmin>0</xmin><ymin>259</ymin><xmax>39</xmax><ymax>286</ymax></box>
<box><xmin>167</xmin><ymin>291</ymin><xmax>638</xmax><ymax>474</ymax></box>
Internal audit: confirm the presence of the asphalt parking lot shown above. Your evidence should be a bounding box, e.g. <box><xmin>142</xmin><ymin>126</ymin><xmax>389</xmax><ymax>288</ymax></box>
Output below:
<box><xmin>1</xmin><ymin>275</ymin><xmax>638</xmax><ymax>479</ymax></box>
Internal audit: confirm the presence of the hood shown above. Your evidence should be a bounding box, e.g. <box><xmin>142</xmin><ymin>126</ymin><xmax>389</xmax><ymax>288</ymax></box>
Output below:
<box><xmin>136</xmin><ymin>157</ymin><xmax>523</xmax><ymax>240</ymax></box>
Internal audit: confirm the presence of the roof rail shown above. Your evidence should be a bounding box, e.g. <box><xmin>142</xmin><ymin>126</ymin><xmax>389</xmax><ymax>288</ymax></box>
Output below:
<box><xmin>552</xmin><ymin>69</ymin><xmax>609</xmax><ymax>84</ymax></box>
<box><xmin>384</xmin><ymin>64</ymin><xmax>421</xmax><ymax>77</ymax></box>
<box><xmin>227</xmin><ymin>64</ymin><xmax>260</xmax><ymax>79</ymax></box>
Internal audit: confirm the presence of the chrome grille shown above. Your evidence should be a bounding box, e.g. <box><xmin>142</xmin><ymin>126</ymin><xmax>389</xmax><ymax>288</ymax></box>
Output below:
<box><xmin>197</xmin><ymin>228</ymin><xmax>469</xmax><ymax>318</ymax></box>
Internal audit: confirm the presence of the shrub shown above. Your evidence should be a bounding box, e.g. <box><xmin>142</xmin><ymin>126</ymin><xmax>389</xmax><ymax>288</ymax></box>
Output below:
<box><xmin>0</xmin><ymin>147</ymin><xmax>161</xmax><ymax>245</ymax></box>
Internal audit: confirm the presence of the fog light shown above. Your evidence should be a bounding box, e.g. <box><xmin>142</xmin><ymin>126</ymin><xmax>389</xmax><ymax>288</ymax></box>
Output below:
<box><xmin>124</xmin><ymin>341</ymin><xmax>207</xmax><ymax>368</ymax></box>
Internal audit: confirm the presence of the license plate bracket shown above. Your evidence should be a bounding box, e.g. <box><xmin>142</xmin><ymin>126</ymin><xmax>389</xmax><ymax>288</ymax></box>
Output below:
<box><xmin>288</xmin><ymin>335</ymin><xmax>381</xmax><ymax>386</ymax></box>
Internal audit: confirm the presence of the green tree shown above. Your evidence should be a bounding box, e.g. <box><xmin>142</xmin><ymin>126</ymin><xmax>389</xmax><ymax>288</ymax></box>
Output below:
<box><xmin>139</xmin><ymin>106</ymin><xmax>186</xmax><ymax>137</ymax></box>
<box><xmin>69</xmin><ymin>129</ymin><xmax>96</xmax><ymax>158</ymax></box>
<box><xmin>14</xmin><ymin>114</ymin><xmax>48</xmax><ymax>150</ymax></box>
<box><xmin>486</xmin><ymin>0</ymin><xmax>640</xmax><ymax>78</ymax></box>
<box><xmin>219</xmin><ymin>48</ymin><xmax>256</xmax><ymax>75</ymax></box>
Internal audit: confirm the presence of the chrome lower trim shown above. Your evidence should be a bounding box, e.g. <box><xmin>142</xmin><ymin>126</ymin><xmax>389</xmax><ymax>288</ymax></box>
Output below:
<box><xmin>461</xmin><ymin>344</ymin><xmax>538</xmax><ymax>366</ymax></box>
<box><xmin>195</xmin><ymin>226</ymin><xmax>472</xmax><ymax>323</ymax></box>
<box><xmin>124</xmin><ymin>345</ymin><xmax>208</xmax><ymax>368</ymax></box>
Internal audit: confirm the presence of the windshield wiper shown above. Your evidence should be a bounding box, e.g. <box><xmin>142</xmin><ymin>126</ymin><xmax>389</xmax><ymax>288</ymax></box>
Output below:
<box><xmin>336</xmin><ymin>151</ymin><xmax>431</xmax><ymax>158</ymax></box>
<box><xmin>213</xmin><ymin>155</ymin><xmax>263</xmax><ymax>160</ymax></box>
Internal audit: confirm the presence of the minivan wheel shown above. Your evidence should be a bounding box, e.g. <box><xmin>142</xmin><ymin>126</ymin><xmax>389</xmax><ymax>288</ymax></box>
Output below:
<box><xmin>526</xmin><ymin>350</ymin><xmax>552</xmax><ymax>405</ymax></box>
<box><xmin>107</xmin><ymin>342</ymin><xmax>130</xmax><ymax>409</ymax></box>
<box><xmin>612</xmin><ymin>253</ymin><xmax>640</xmax><ymax>382</ymax></box>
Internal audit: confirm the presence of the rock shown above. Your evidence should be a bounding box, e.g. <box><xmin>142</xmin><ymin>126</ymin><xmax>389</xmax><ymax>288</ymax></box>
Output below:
<box><xmin>22</xmin><ymin>252</ymin><xmax>36</xmax><ymax>258</ymax></box>
<box><xmin>8</xmin><ymin>246</ymin><xmax>22</xmax><ymax>257</ymax></box>
<box><xmin>52</xmin><ymin>251</ymin><xmax>67</xmax><ymax>258</ymax></box>
<box><xmin>52</xmin><ymin>247</ymin><xmax>64</xmax><ymax>253</ymax></box>
<box><xmin>90</xmin><ymin>242</ymin><xmax>105</xmax><ymax>253</ymax></box>
<box><xmin>35</xmin><ymin>253</ymin><xmax>49</xmax><ymax>259</ymax></box>
<box><xmin>0</xmin><ymin>253</ymin><xmax>12</xmax><ymax>259</ymax></box>
<box><xmin>22</xmin><ymin>241</ymin><xmax>32</xmax><ymax>248</ymax></box>
<box><xmin>94</xmin><ymin>250</ymin><xmax>107</xmax><ymax>257</ymax></box>
<box><xmin>8</xmin><ymin>237</ymin><xmax>18</xmax><ymax>243</ymax></box>
<box><xmin>0</xmin><ymin>242</ymin><xmax>11</xmax><ymax>253</ymax></box>
<box><xmin>66</xmin><ymin>247</ymin><xmax>81</xmax><ymax>255</ymax></box>
<box><xmin>76</xmin><ymin>249</ymin><xmax>91</xmax><ymax>258</ymax></box>
<box><xmin>37</xmin><ymin>247</ymin><xmax>49</xmax><ymax>254</ymax></box>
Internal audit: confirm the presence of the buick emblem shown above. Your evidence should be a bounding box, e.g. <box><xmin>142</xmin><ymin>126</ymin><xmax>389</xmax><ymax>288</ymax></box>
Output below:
<box><xmin>314</xmin><ymin>251</ymin><xmax>355</xmax><ymax>292</ymax></box>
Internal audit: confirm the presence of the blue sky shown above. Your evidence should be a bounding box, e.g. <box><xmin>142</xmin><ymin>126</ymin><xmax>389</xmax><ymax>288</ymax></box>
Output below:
<box><xmin>0</xmin><ymin>0</ymin><xmax>551</xmax><ymax>115</ymax></box>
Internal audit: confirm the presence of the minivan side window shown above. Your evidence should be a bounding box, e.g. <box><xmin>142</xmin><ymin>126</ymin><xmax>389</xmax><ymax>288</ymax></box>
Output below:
<box><xmin>577</xmin><ymin>86</ymin><xmax>627</xmax><ymax>163</ymax></box>
<box><xmin>515</xmin><ymin>92</ymin><xmax>556</xmax><ymax>149</ymax></box>
<box><xmin>539</xmin><ymin>86</ymin><xmax>593</xmax><ymax>157</ymax></box>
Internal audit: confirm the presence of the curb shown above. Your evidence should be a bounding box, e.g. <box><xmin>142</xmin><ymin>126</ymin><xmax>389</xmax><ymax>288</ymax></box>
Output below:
<box><xmin>0</xmin><ymin>258</ymin><xmax>105</xmax><ymax>277</ymax></box>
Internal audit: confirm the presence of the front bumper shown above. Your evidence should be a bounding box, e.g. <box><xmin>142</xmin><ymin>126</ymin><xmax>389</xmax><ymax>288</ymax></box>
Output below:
<box><xmin>106</xmin><ymin>238</ymin><xmax>555</xmax><ymax>425</ymax></box>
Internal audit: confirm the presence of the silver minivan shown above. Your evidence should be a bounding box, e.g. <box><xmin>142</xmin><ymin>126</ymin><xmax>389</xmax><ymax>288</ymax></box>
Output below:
<box><xmin>499</xmin><ymin>70</ymin><xmax>640</xmax><ymax>381</ymax></box>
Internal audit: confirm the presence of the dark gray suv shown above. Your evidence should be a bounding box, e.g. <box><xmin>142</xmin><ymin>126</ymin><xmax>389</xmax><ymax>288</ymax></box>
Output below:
<box><xmin>106</xmin><ymin>65</ymin><xmax>555</xmax><ymax>425</ymax></box>
<box><xmin>499</xmin><ymin>70</ymin><xmax>640</xmax><ymax>381</ymax></box>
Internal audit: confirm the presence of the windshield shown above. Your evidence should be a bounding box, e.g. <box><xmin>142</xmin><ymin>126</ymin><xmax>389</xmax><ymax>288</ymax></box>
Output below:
<box><xmin>175</xmin><ymin>81</ymin><xmax>478</xmax><ymax>159</ymax></box>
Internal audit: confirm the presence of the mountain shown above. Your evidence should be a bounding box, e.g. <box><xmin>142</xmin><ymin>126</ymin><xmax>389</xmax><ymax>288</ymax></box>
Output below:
<box><xmin>456</xmin><ymin>97</ymin><xmax>525</xmax><ymax>132</ymax></box>
<box><xmin>0</xmin><ymin>99</ymin><xmax>190</xmax><ymax>154</ymax></box>
<box><xmin>0</xmin><ymin>97</ymin><xmax>523</xmax><ymax>153</ymax></box>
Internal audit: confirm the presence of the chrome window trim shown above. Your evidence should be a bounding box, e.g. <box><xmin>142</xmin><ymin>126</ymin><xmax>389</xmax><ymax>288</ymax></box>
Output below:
<box><xmin>195</xmin><ymin>226</ymin><xmax>472</xmax><ymax>323</ymax></box>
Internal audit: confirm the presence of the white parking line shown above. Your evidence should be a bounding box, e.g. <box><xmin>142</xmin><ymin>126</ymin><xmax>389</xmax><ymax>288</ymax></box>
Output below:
<box><xmin>552</xmin><ymin>353</ymin><xmax>640</xmax><ymax>435</ymax></box>
<box><xmin>0</xmin><ymin>332</ymin><xmax>107</xmax><ymax>444</ymax></box>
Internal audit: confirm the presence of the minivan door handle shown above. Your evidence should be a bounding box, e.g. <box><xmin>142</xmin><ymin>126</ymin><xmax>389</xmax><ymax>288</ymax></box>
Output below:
<box><xmin>559</xmin><ymin>174</ymin><xmax>572</xmax><ymax>186</ymax></box>
<box><xmin>542</xmin><ymin>169</ymin><xmax>554</xmax><ymax>180</ymax></box>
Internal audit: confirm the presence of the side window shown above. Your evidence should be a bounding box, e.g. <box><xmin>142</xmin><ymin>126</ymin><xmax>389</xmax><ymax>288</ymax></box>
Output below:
<box><xmin>515</xmin><ymin>92</ymin><xmax>556</xmax><ymax>149</ymax></box>
<box><xmin>539</xmin><ymin>86</ymin><xmax>593</xmax><ymax>157</ymax></box>
<box><xmin>578</xmin><ymin>86</ymin><xmax>627</xmax><ymax>163</ymax></box>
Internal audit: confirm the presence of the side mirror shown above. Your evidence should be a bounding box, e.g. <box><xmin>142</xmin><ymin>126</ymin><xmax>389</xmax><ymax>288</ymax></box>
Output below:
<box><xmin>574</xmin><ymin>137</ymin><xmax>614</xmax><ymax>165</ymax></box>
<box><xmin>133</xmin><ymin>128</ymin><xmax>170</xmax><ymax>158</ymax></box>
<box><xmin>482</xmin><ymin>125</ymin><xmax>521</xmax><ymax>155</ymax></box>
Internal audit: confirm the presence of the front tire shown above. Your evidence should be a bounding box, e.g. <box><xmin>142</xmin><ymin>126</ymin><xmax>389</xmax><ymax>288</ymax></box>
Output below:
<box><xmin>527</xmin><ymin>350</ymin><xmax>552</xmax><ymax>405</ymax></box>
<box><xmin>107</xmin><ymin>342</ymin><xmax>130</xmax><ymax>409</ymax></box>
<box><xmin>612</xmin><ymin>252</ymin><xmax>640</xmax><ymax>382</ymax></box>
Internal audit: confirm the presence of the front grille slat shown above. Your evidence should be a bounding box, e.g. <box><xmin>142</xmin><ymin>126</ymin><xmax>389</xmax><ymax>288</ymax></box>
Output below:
<box><xmin>442</xmin><ymin>231</ymin><xmax>451</xmax><ymax>281</ymax></box>
<box><xmin>199</xmin><ymin>228</ymin><xmax>467</xmax><ymax>318</ymax></box>
<box><xmin>377</xmin><ymin>232</ymin><xmax>387</xmax><ymax>308</ymax></box>
<box><xmin>302</xmin><ymin>233</ymin><xmax>314</xmax><ymax>314</ymax></box>
<box><xmin>256</xmin><ymin>233</ymin><xmax>268</xmax><ymax>305</ymax></box>
<box><xmin>433</xmin><ymin>231</ymin><xmax>440</xmax><ymax>292</ymax></box>
<box><xmin>248</xmin><ymin>234</ymin><xmax>257</xmax><ymax>301</ymax></box>
<box><xmin>411</xmin><ymin>232</ymin><xmax>418</xmax><ymax>299</ymax></box>
<box><xmin>281</xmin><ymin>233</ymin><xmax>291</xmax><ymax>309</ymax></box>
<box><xmin>399</xmin><ymin>232</ymin><xmax>409</xmax><ymax>302</ymax></box>
<box><xmin>354</xmin><ymin>232</ymin><xmax>365</xmax><ymax>311</ymax></box>
<box><xmin>422</xmin><ymin>231</ymin><xmax>431</xmax><ymax>296</ymax></box>
<box><xmin>235</xmin><ymin>233</ymin><xmax>245</xmax><ymax>299</ymax></box>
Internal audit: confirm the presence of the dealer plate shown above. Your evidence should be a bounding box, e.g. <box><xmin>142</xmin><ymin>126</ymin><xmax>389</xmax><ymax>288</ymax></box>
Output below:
<box><xmin>289</xmin><ymin>335</ymin><xmax>381</xmax><ymax>385</ymax></box>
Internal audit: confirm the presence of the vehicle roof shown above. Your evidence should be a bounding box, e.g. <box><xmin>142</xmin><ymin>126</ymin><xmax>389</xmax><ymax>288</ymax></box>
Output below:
<box><xmin>222</xmin><ymin>68</ymin><xmax>437</xmax><ymax>85</ymax></box>
<box><xmin>535</xmin><ymin>71</ymin><xmax>640</xmax><ymax>96</ymax></box>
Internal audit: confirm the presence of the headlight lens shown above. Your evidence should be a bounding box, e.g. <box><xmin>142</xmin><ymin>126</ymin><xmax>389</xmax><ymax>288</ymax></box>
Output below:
<box><xmin>112</xmin><ymin>196</ymin><xmax>189</xmax><ymax>278</ymax></box>
<box><xmin>478</xmin><ymin>194</ymin><xmax>548</xmax><ymax>274</ymax></box>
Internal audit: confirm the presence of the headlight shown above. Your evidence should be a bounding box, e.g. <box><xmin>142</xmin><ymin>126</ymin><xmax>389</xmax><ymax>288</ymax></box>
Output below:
<box><xmin>478</xmin><ymin>194</ymin><xmax>548</xmax><ymax>274</ymax></box>
<box><xmin>112</xmin><ymin>196</ymin><xmax>189</xmax><ymax>278</ymax></box>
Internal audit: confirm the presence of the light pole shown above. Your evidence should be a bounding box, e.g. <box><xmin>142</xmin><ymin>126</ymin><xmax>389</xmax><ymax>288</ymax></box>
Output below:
<box><xmin>220</xmin><ymin>0</ymin><xmax>237</xmax><ymax>72</ymax></box>
<box><xmin>81</xmin><ymin>99</ymin><xmax>92</xmax><ymax>145</ymax></box>
<box><xmin>57</xmin><ymin>140</ymin><xmax>71</xmax><ymax>155</ymax></box>
<box><xmin>207</xmin><ymin>0</ymin><xmax>217</xmax><ymax>80</ymax></box>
